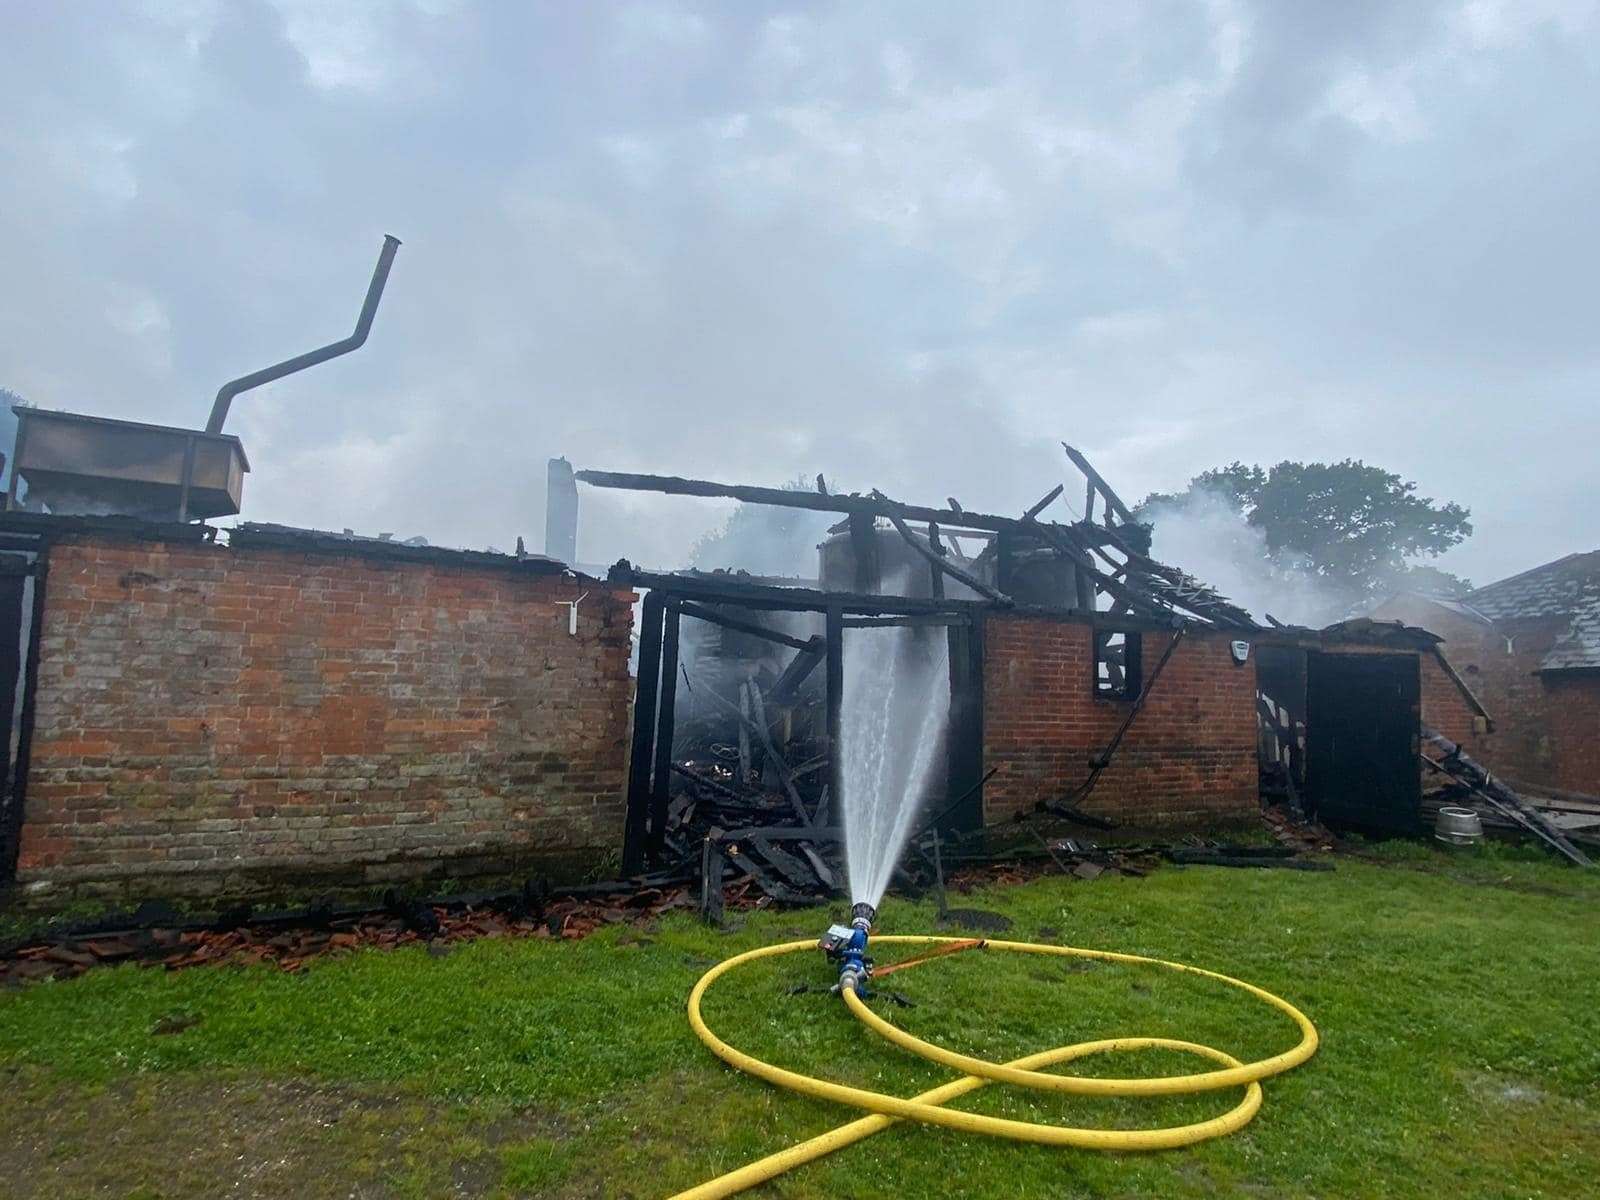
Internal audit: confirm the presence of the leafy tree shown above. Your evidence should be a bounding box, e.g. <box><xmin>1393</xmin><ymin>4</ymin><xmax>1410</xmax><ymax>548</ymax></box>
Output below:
<box><xmin>1138</xmin><ymin>459</ymin><xmax>1472</xmax><ymax>607</ymax></box>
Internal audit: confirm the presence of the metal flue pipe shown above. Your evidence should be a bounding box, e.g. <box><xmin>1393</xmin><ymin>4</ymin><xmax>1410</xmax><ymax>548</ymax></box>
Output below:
<box><xmin>205</xmin><ymin>234</ymin><xmax>401</xmax><ymax>434</ymax></box>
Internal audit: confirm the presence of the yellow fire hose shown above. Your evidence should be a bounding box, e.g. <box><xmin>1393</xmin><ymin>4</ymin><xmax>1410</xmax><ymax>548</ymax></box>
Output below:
<box><xmin>672</xmin><ymin>935</ymin><xmax>1319</xmax><ymax>1200</ymax></box>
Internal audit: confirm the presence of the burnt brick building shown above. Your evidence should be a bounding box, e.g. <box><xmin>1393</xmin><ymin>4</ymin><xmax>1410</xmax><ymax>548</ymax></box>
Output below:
<box><xmin>1373</xmin><ymin>550</ymin><xmax>1600</xmax><ymax>797</ymax></box>
<box><xmin>0</xmin><ymin>500</ymin><xmax>1496</xmax><ymax>906</ymax></box>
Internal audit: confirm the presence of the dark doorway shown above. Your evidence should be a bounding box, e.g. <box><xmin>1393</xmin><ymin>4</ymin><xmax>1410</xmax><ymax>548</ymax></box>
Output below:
<box><xmin>941</xmin><ymin>620</ymin><xmax>985</xmax><ymax>839</ymax></box>
<box><xmin>619</xmin><ymin>579</ymin><xmax>986</xmax><ymax>877</ymax></box>
<box><xmin>1305</xmin><ymin>651</ymin><xmax>1421</xmax><ymax>835</ymax></box>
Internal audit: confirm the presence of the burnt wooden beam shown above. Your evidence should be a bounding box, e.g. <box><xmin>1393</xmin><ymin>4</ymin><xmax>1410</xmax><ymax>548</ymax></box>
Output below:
<box><xmin>843</xmin><ymin>614</ymin><xmax>968</xmax><ymax>629</ymax></box>
<box><xmin>1022</xmin><ymin>484</ymin><xmax>1064</xmax><ymax>521</ymax></box>
<box><xmin>670</xmin><ymin>761</ymin><xmax>747</xmax><ymax>802</ymax></box>
<box><xmin>746</xmin><ymin>681</ymin><xmax>813</xmax><ymax>829</ymax></box>
<box><xmin>1062</xmin><ymin>444</ymin><xmax>1135</xmax><ymax>525</ymax></box>
<box><xmin>926</xmin><ymin>520</ymin><xmax>945</xmax><ymax>600</ymax></box>
<box><xmin>683</xmin><ymin>672</ymin><xmax>813</xmax><ymax>829</ymax></box>
<box><xmin>769</xmin><ymin>638</ymin><xmax>826</xmax><ymax>705</ymax></box>
<box><xmin>712</xmin><ymin>825</ymin><xmax>844</xmax><ymax>844</ymax></box>
<box><xmin>610</xmin><ymin>562</ymin><xmax>989</xmax><ymax>616</ymax></box>
<box><xmin>875</xmin><ymin>497</ymin><xmax>1012</xmax><ymax>604</ymax></box>
<box><xmin>578</xmin><ymin>468</ymin><xmax>1123</xmax><ymax>542</ymax></box>
<box><xmin>1421</xmin><ymin>729</ymin><xmax>1591</xmax><ymax>867</ymax></box>
<box><xmin>736</xmin><ymin>687</ymin><xmax>752</xmax><ymax>782</ymax></box>
<box><xmin>1021</xmin><ymin>517</ymin><xmax>1168</xmax><ymax>617</ymax></box>
<box><xmin>676</xmin><ymin>600</ymin><xmax>816</xmax><ymax>652</ymax></box>
<box><xmin>699</xmin><ymin>838</ymin><xmax>727</xmax><ymax>925</ymax></box>
<box><xmin>1092</xmin><ymin>527</ymin><xmax>1256</xmax><ymax>628</ymax></box>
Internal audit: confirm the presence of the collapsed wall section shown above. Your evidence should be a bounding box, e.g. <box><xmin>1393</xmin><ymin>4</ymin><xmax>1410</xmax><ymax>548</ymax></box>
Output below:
<box><xmin>981</xmin><ymin>614</ymin><xmax>1258</xmax><ymax>826</ymax></box>
<box><xmin>14</xmin><ymin>532</ymin><xmax>633</xmax><ymax>900</ymax></box>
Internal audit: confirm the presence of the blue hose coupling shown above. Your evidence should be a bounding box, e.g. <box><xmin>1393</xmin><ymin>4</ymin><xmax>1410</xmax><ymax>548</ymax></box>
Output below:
<box><xmin>820</xmin><ymin>903</ymin><xmax>876</xmax><ymax>994</ymax></box>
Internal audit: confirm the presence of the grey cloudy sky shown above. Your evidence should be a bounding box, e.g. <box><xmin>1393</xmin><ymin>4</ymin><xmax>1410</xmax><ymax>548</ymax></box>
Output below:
<box><xmin>3</xmin><ymin>0</ymin><xmax>1597</xmax><ymax>584</ymax></box>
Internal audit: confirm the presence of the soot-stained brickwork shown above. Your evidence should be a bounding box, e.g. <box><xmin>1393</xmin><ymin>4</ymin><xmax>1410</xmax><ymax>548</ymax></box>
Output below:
<box><xmin>982</xmin><ymin>615</ymin><xmax>1259</xmax><ymax>826</ymax></box>
<box><xmin>14</xmin><ymin>532</ymin><xmax>633</xmax><ymax>899</ymax></box>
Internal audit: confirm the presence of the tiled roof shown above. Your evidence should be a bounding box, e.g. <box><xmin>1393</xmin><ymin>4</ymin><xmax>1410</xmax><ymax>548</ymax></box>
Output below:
<box><xmin>1465</xmin><ymin>550</ymin><xmax>1600</xmax><ymax>670</ymax></box>
<box><xmin>1544</xmin><ymin>603</ymin><xmax>1600</xmax><ymax>671</ymax></box>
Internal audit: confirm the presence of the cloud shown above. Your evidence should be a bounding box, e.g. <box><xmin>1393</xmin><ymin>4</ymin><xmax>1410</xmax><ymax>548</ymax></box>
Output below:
<box><xmin>1</xmin><ymin>0</ymin><xmax>1598</xmax><ymax>587</ymax></box>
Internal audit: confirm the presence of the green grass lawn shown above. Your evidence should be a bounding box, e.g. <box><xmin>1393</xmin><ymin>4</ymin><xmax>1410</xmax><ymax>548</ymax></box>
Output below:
<box><xmin>2</xmin><ymin>842</ymin><xmax>1598</xmax><ymax>1199</ymax></box>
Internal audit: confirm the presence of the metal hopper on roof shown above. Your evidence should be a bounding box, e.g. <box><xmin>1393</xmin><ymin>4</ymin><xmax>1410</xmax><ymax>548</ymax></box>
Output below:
<box><xmin>5</xmin><ymin>235</ymin><xmax>400</xmax><ymax>522</ymax></box>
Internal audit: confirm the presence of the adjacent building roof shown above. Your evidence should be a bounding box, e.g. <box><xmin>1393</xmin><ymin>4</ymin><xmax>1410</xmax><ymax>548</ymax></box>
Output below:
<box><xmin>1465</xmin><ymin>550</ymin><xmax>1600</xmax><ymax>671</ymax></box>
<box><xmin>1369</xmin><ymin>589</ymin><xmax>1495</xmax><ymax>628</ymax></box>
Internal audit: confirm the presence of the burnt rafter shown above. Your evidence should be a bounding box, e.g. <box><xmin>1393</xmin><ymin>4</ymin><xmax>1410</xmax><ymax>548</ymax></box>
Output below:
<box><xmin>870</xmin><ymin>492</ymin><xmax>1013</xmax><ymax>605</ymax></box>
<box><xmin>1058</xmin><ymin>444</ymin><xmax>1257</xmax><ymax>630</ymax></box>
<box><xmin>575</xmin><ymin>468</ymin><xmax>1124</xmax><ymax>544</ymax></box>
<box><xmin>585</xmin><ymin>460</ymin><xmax>1257</xmax><ymax>630</ymax></box>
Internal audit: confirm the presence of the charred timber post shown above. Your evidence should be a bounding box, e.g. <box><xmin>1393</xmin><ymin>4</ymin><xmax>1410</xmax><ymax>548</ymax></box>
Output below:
<box><xmin>826</xmin><ymin>604</ymin><xmax>844</xmax><ymax>820</ymax></box>
<box><xmin>647</xmin><ymin>601</ymin><xmax>682</xmax><ymax>863</ymax></box>
<box><xmin>622</xmin><ymin>591</ymin><xmax>666</xmax><ymax>875</ymax></box>
<box><xmin>927</xmin><ymin>520</ymin><xmax>945</xmax><ymax>600</ymax></box>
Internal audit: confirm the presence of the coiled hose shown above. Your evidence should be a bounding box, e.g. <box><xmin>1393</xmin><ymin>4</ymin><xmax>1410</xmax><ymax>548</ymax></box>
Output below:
<box><xmin>672</xmin><ymin>935</ymin><xmax>1318</xmax><ymax>1200</ymax></box>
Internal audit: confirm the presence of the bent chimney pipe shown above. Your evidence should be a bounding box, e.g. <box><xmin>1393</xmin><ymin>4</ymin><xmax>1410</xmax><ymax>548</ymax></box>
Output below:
<box><xmin>205</xmin><ymin>234</ymin><xmax>401</xmax><ymax>434</ymax></box>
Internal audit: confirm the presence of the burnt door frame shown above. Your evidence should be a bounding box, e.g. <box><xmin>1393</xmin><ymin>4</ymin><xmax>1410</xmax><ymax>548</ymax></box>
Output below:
<box><xmin>0</xmin><ymin>550</ymin><xmax>44</xmax><ymax>884</ymax></box>
<box><xmin>618</xmin><ymin>580</ymin><xmax>987</xmax><ymax>872</ymax></box>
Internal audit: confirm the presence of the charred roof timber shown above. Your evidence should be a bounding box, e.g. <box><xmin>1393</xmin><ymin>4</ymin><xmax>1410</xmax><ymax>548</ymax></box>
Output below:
<box><xmin>577</xmin><ymin>446</ymin><xmax>1258</xmax><ymax>630</ymax></box>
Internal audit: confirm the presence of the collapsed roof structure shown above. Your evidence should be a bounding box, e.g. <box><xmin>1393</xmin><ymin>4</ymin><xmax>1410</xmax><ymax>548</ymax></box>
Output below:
<box><xmin>577</xmin><ymin>442</ymin><xmax>1257</xmax><ymax>629</ymax></box>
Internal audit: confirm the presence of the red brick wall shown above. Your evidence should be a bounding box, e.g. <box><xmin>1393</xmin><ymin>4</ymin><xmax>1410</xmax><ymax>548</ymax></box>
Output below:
<box><xmin>1420</xmin><ymin>651</ymin><xmax>1488</xmax><ymax>751</ymax></box>
<box><xmin>1473</xmin><ymin>616</ymin><xmax>1574</xmax><ymax>789</ymax></box>
<box><xmin>982</xmin><ymin>615</ymin><xmax>1258</xmax><ymax>826</ymax></box>
<box><xmin>1540</xmin><ymin>674</ymin><xmax>1600</xmax><ymax>794</ymax></box>
<box><xmin>16</xmin><ymin>535</ymin><xmax>634</xmax><ymax>900</ymax></box>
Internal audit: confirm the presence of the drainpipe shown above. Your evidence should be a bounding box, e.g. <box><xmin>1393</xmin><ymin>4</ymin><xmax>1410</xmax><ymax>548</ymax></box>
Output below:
<box><xmin>205</xmin><ymin>235</ymin><xmax>401</xmax><ymax>434</ymax></box>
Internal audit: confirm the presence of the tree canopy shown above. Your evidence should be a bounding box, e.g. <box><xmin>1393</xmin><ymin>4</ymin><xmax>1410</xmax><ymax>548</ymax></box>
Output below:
<box><xmin>1138</xmin><ymin>459</ymin><xmax>1473</xmax><ymax>605</ymax></box>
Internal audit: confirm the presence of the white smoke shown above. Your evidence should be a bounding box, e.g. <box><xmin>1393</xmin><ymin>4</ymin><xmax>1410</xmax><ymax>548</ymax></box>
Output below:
<box><xmin>686</xmin><ymin>483</ymin><xmax>832</xmax><ymax>580</ymax></box>
<box><xmin>1145</xmin><ymin>490</ymin><xmax>1339</xmax><ymax>627</ymax></box>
